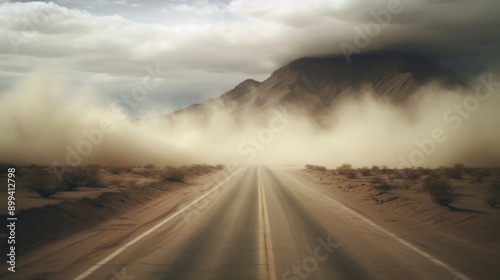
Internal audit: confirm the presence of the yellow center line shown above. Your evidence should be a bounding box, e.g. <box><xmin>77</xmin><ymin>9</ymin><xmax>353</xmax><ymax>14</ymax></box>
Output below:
<box><xmin>257</xmin><ymin>167</ymin><xmax>277</xmax><ymax>280</ymax></box>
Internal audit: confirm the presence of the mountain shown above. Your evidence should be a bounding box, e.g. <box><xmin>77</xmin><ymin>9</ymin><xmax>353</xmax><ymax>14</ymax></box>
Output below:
<box><xmin>169</xmin><ymin>54</ymin><xmax>464</xmax><ymax>119</ymax></box>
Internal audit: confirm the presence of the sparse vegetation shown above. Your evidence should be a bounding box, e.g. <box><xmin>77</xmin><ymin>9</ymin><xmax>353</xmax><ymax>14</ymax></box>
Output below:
<box><xmin>215</xmin><ymin>164</ymin><xmax>225</xmax><ymax>170</ymax></box>
<box><xmin>305</xmin><ymin>164</ymin><xmax>326</xmax><ymax>172</ymax></box>
<box><xmin>183</xmin><ymin>164</ymin><xmax>220</xmax><ymax>175</ymax></box>
<box><xmin>359</xmin><ymin>168</ymin><xmax>371</xmax><ymax>176</ymax></box>
<box><xmin>380</xmin><ymin>165</ymin><xmax>389</xmax><ymax>174</ymax></box>
<box><xmin>446</xmin><ymin>164</ymin><xmax>465</xmax><ymax>179</ymax></box>
<box><xmin>144</xmin><ymin>163</ymin><xmax>156</xmax><ymax>169</ymax></box>
<box><xmin>337</xmin><ymin>163</ymin><xmax>356</xmax><ymax>178</ymax></box>
<box><xmin>472</xmin><ymin>169</ymin><xmax>491</xmax><ymax>183</ymax></box>
<box><xmin>27</xmin><ymin>170</ymin><xmax>60</xmax><ymax>198</ymax></box>
<box><xmin>401</xmin><ymin>168</ymin><xmax>420</xmax><ymax>180</ymax></box>
<box><xmin>107</xmin><ymin>165</ymin><xmax>133</xmax><ymax>174</ymax></box>
<box><xmin>371</xmin><ymin>165</ymin><xmax>380</xmax><ymax>171</ymax></box>
<box><xmin>160</xmin><ymin>166</ymin><xmax>186</xmax><ymax>182</ymax></box>
<box><xmin>422</xmin><ymin>176</ymin><xmax>457</xmax><ymax>206</ymax></box>
<box><xmin>0</xmin><ymin>162</ymin><xmax>14</xmax><ymax>176</ymax></box>
<box><xmin>371</xmin><ymin>175</ymin><xmax>394</xmax><ymax>190</ymax></box>
<box><xmin>60</xmin><ymin>166</ymin><xmax>102</xmax><ymax>190</ymax></box>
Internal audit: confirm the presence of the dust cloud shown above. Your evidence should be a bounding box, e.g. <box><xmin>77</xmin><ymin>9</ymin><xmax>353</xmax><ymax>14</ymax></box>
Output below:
<box><xmin>0</xmin><ymin>70</ymin><xmax>499</xmax><ymax>169</ymax></box>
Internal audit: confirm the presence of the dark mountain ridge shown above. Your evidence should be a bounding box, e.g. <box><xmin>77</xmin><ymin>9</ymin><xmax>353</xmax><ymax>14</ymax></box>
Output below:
<box><xmin>169</xmin><ymin>53</ymin><xmax>465</xmax><ymax>120</ymax></box>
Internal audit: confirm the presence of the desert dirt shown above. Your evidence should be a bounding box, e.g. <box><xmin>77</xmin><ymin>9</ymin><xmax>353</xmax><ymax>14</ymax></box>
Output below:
<box><xmin>295</xmin><ymin>167</ymin><xmax>500</xmax><ymax>253</ymax></box>
<box><xmin>0</xmin><ymin>164</ymin><xmax>228</xmax><ymax>258</ymax></box>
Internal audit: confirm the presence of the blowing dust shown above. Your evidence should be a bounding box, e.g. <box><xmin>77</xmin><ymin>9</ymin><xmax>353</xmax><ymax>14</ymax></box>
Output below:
<box><xmin>0</xmin><ymin>70</ymin><xmax>499</xmax><ymax>168</ymax></box>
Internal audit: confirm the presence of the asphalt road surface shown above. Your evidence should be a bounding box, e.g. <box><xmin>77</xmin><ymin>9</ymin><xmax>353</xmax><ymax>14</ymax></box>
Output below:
<box><xmin>4</xmin><ymin>166</ymin><xmax>500</xmax><ymax>279</ymax></box>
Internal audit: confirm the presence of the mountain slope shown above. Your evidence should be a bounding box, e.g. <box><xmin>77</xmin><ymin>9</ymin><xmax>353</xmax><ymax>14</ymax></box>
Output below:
<box><xmin>169</xmin><ymin>54</ymin><xmax>464</xmax><ymax>119</ymax></box>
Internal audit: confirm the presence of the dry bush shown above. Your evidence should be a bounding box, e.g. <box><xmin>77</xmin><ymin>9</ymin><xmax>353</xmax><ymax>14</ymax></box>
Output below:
<box><xmin>359</xmin><ymin>168</ymin><xmax>371</xmax><ymax>176</ymax></box>
<box><xmin>60</xmin><ymin>167</ymin><xmax>102</xmax><ymax>190</ymax></box>
<box><xmin>182</xmin><ymin>164</ymin><xmax>219</xmax><ymax>176</ymax></box>
<box><xmin>305</xmin><ymin>164</ymin><xmax>327</xmax><ymax>172</ymax></box>
<box><xmin>160</xmin><ymin>167</ymin><xmax>186</xmax><ymax>182</ymax></box>
<box><xmin>418</xmin><ymin>168</ymin><xmax>434</xmax><ymax>176</ymax></box>
<box><xmin>144</xmin><ymin>163</ymin><xmax>156</xmax><ymax>169</ymax></box>
<box><xmin>446</xmin><ymin>164</ymin><xmax>465</xmax><ymax>179</ymax></box>
<box><xmin>337</xmin><ymin>164</ymin><xmax>356</xmax><ymax>178</ymax></box>
<box><xmin>215</xmin><ymin>164</ymin><xmax>225</xmax><ymax>170</ymax></box>
<box><xmin>472</xmin><ymin>169</ymin><xmax>491</xmax><ymax>183</ymax></box>
<box><xmin>371</xmin><ymin>165</ymin><xmax>380</xmax><ymax>171</ymax></box>
<box><xmin>344</xmin><ymin>169</ymin><xmax>357</xmax><ymax>179</ymax></box>
<box><xmin>107</xmin><ymin>165</ymin><xmax>132</xmax><ymax>174</ymax></box>
<box><xmin>27</xmin><ymin>169</ymin><xmax>60</xmax><ymax>198</ymax></box>
<box><xmin>371</xmin><ymin>175</ymin><xmax>393</xmax><ymax>190</ymax></box>
<box><xmin>422</xmin><ymin>176</ymin><xmax>457</xmax><ymax>206</ymax></box>
<box><xmin>401</xmin><ymin>168</ymin><xmax>421</xmax><ymax>180</ymax></box>
<box><xmin>0</xmin><ymin>162</ymin><xmax>16</xmax><ymax>177</ymax></box>
<box><xmin>380</xmin><ymin>165</ymin><xmax>390</xmax><ymax>174</ymax></box>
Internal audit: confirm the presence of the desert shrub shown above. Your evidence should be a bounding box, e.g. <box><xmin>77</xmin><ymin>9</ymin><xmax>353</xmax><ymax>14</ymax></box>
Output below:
<box><xmin>0</xmin><ymin>162</ymin><xmax>15</xmax><ymax>176</ymax></box>
<box><xmin>418</xmin><ymin>168</ymin><xmax>433</xmax><ymax>176</ymax></box>
<box><xmin>343</xmin><ymin>169</ymin><xmax>357</xmax><ymax>179</ymax></box>
<box><xmin>84</xmin><ymin>173</ymin><xmax>103</xmax><ymax>187</ymax></box>
<box><xmin>60</xmin><ymin>168</ymin><xmax>88</xmax><ymax>190</ymax></box>
<box><xmin>144</xmin><ymin>163</ymin><xmax>156</xmax><ymax>169</ymax></box>
<box><xmin>371</xmin><ymin>165</ymin><xmax>380</xmax><ymax>171</ymax></box>
<box><xmin>446</xmin><ymin>164</ymin><xmax>465</xmax><ymax>179</ymax></box>
<box><xmin>401</xmin><ymin>168</ymin><xmax>420</xmax><ymax>180</ymax></box>
<box><xmin>305</xmin><ymin>164</ymin><xmax>327</xmax><ymax>172</ymax></box>
<box><xmin>486</xmin><ymin>182</ymin><xmax>500</xmax><ymax>207</ymax></box>
<box><xmin>370</xmin><ymin>175</ymin><xmax>392</xmax><ymax>190</ymax></box>
<box><xmin>370</xmin><ymin>175</ymin><xmax>385</xmax><ymax>184</ymax></box>
<box><xmin>107</xmin><ymin>165</ymin><xmax>132</xmax><ymax>174</ymax></box>
<box><xmin>422</xmin><ymin>177</ymin><xmax>457</xmax><ymax>206</ymax></box>
<box><xmin>337</xmin><ymin>163</ymin><xmax>352</xmax><ymax>170</ymax></box>
<box><xmin>182</xmin><ymin>164</ymin><xmax>220</xmax><ymax>176</ymax></box>
<box><xmin>60</xmin><ymin>167</ymin><xmax>102</xmax><ymax>190</ymax></box>
<box><xmin>359</xmin><ymin>168</ymin><xmax>371</xmax><ymax>176</ymax></box>
<box><xmin>160</xmin><ymin>167</ymin><xmax>186</xmax><ymax>182</ymax></box>
<box><xmin>84</xmin><ymin>164</ymin><xmax>101</xmax><ymax>173</ymax></box>
<box><xmin>472</xmin><ymin>169</ymin><xmax>491</xmax><ymax>183</ymax></box>
<box><xmin>378</xmin><ymin>166</ymin><xmax>389</xmax><ymax>174</ymax></box>
<box><xmin>27</xmin><ymin>170</ymin><xmax>60</xmax><ymax>198</ymax></box>
<box><xmin>337</xmin><ymin>164</ymin><xmax>356</xmax><ymax>178</ymax></box>
<box><xmin>108</xmin><ymin>166</ymin><xmax>122</xmax><ymax>174</ymax></box>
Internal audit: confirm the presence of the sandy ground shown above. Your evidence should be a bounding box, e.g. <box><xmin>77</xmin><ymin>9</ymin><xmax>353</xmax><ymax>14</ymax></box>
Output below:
<box><xmin>295</xmin><ymin>167</ymin><xmax>500</xmax><ymax>252</ymax></box>
<box><xmin>0</xmin><ymin>165</ymin><xmax>227</xmax><ymax>257</ymax></box>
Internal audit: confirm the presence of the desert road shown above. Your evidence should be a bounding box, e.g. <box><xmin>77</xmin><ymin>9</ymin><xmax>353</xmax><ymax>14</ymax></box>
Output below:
<box><xmin>4</xmin><ymin>166</ymin><xmax>500</xmax><ymax>280</ymax></box>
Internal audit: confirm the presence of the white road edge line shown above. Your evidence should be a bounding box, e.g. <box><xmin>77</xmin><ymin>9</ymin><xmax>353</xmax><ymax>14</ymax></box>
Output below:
<box><xmin>284</xmin><ymin>170</ymin><xmax>471</xmax><ymax>280</ymax></box>
<box><xmin>336</xmin><ymin>202</ymin><xmax>471</xmax><ymax>280</ymax></box>
<box><xmin>73</xmin><ymin>168</ymin><xmax>242</xmax><ymax>280</ymax></box>
<box><xmin>257</xmin><ymin>167</ymin><xmax>277</xmax><ymax>280</ymax></box>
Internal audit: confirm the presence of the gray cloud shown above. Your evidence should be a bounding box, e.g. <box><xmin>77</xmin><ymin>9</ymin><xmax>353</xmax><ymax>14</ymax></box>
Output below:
<box><xmin>0</xmin><ymin>0</ymin><xmax>499</xmax><ymax>112</ymax></box>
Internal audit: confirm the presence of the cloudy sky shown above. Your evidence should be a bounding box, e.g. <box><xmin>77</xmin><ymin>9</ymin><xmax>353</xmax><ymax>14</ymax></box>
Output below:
<box><xmin>0</xmin><ymin>0</ymin><xmax>499</xmax><ymax>116</ymax></box>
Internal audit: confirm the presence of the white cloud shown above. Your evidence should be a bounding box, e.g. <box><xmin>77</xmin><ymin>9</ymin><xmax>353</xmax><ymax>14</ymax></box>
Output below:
<box><xmin>0</xmin><ymin>0</ymin><xmax>499</xmax><ymax>112</ymax></box>
<box><xmin>174</xmin><ymin>3</ymin><xmax>219</xmax><ymax>15</ymax></box>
